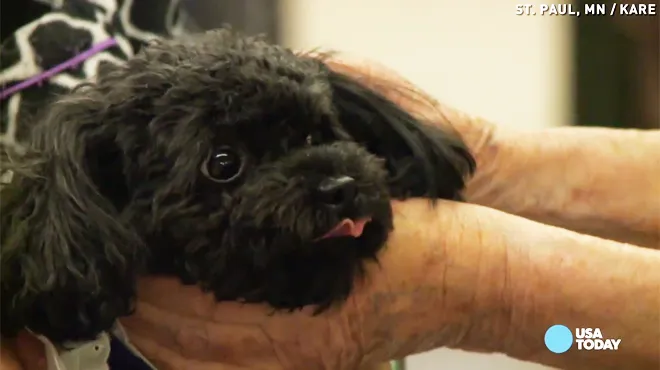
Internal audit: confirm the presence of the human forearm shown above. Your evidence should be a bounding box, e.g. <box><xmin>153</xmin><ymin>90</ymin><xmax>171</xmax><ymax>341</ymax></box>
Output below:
<box><xmin>322</xmin><ymin>58</ymin><xmax>659</xmax><ymax>246</ymax></box>
<box><xmin>500</xmin><ymin>213</ymin><xmax>660</xmax><ymax>369</ymax></box>
<box><xmin>356</xmin><ymin>200</ymin><xmax>660</xmax><ymax>369</ymax></box>
<box><xmin>466</xmin><ymin>127</ymin><xmax>660</xmax><ymax>247</ymax></box>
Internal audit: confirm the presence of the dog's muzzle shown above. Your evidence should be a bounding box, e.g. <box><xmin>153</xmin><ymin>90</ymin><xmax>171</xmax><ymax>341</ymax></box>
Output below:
<box><xmin>311</xmin><ymin>175</ymin><xmax>373</xmax><ymax>240</ymax></box>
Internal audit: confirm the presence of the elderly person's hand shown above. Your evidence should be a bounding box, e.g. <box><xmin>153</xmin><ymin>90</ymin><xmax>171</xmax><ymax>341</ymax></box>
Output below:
<box><xmin>3</xmin><ymin>57</ymin><xmax>501</xmax><ymax>370</ymax></box>
<box><xmin>6</xmin><ymin>199</ymin><xmax>511</xmax><ymax>370</ymax></box>
<box><xmin>13</xmin><ymin>198</ymin><xmax>658</xmax><ymax>370</ymax></box>
<box><xmin>5</xmin><ymin>57</ymin><xmax>659</xmax><ymax>370</ymax></box>
<box><xmin>324</xmin><ymin>56</ymin><xmax>659</xmax><ymax>248</ymax></box>
<box><xmin>120</xmin><ymin>199</ymin><xmax>498</xmax><ymax>370</ymax></box>
<box><xmin>113</xmin><ymin>59</ymin><xmax>659</xmax><ymax>370</ymax></box>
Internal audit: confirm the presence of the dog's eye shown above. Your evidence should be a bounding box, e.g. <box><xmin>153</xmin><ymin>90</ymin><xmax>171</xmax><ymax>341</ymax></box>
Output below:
<box><xmin>202</xmin><ymin>146</ymin><xmax>244</xmax><ymax>183</ymax></box>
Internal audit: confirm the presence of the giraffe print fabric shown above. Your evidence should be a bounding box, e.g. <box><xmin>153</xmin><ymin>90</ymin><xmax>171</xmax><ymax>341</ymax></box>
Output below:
<box><xmin>0</xmin><ymin>0</ymin><xmax>189</xmax><ymax>147</ymax></box>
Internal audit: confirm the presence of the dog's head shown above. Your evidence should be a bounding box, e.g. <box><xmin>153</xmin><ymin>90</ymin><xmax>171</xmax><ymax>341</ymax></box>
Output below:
<box><xmin>1</xmin><ymin>30</ymin><xmax>474</xmax><ymax>342</ymax></box>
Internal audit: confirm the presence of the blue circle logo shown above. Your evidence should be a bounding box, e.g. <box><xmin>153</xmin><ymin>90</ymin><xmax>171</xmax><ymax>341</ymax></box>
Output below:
<box><xmin>544</xmin><ymin>325</ymin><xmax>573</xmax><ymax>353</ymax></box>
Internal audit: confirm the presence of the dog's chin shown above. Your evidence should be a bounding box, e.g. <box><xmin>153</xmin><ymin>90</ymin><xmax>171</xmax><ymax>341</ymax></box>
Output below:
<box><xmin>235</xmin><ymin>199</ymin><xmax>394</xmax><ymax>312</ymax></box>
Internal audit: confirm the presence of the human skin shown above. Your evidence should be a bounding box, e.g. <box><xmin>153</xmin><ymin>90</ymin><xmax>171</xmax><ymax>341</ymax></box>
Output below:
<box><xmin>111</xmin><ymin>200</ymin><xmax>660</xmax><ymax>370</ymax></box>
<box><xmin>111</xmin><ymin>62</ymin><xmax>660</xmax><ymax>369</ymax></box>
<box><xmin>4</xmin><ymin>199</ymin><xmax>659</xmax><ymax>370</ymax></box>
<box><xmin>329</xmin><ymin>57</ymin><xmax>660</xmax><ymax>248</ymax></box>
<box><xmin>2</xmin><ymin>60</ymin><xmax>659</xmax><ymax>370</ymax></box>
<box><xmin>466</xmin><ymin>126</ymin><xmax>660</xmax><ymax>248</ymax></box>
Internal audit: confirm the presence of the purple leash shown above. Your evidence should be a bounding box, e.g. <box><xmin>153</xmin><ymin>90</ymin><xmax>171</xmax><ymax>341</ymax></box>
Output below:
<box><xmin>0</xmin><ymin>38</ymin><xmax>118</xmax><ymax>101</ymax></box>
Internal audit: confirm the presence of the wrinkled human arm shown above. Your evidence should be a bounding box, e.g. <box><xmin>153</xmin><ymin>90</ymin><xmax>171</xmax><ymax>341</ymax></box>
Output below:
<box><xmin>4</xmin><ymin>58</ymin><xmax>659</xmax><ymax>370</ymax></box>
<box><xmin>353</xmin><ymin>200</ymin><xmax>660</xmax><ymax>370</ymax></box>
<box><xmin>3</xmin><ymin>200</ymin><xmax>658</xmax><ymax>370</ymax></box>
<box><xmin>324</xmin><ymin>57</ymin><xmax>660</xmax><ymax>248</ymax></box>
<box><xmin>466</xmin><ymin>127</ymin><xmax>660</xmax><ymax>248</ymax></box>
<box><xmin>117</xmin><ymin>200</ymin><xmax>660</xmax><ymax>370</ymax></box>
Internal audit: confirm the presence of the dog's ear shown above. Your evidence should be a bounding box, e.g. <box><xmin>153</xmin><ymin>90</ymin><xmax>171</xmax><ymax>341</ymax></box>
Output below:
<box><xmin>0</xmin><ymin>95</ymin><xmax>144</xmax><ymax>342</ymax></box>
<box><xmin>325</xmin><ymin>68</ymin><xmax>476</xmax><ymax>200</ymax></box>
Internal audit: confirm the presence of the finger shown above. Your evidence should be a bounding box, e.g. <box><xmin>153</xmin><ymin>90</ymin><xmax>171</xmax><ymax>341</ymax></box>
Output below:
<box><xmin>1</xmin><ymin>340</ymin><xmax>24</xmax><ymax>370</ymax></box>
<box><xmin>134</xmin><ymin>277</ymin><xmax>280</xmax><ymax>322</ymax></box>
<box><xmin>121</xmin><ymin>301</ymin><xmax>272</xmax><ymax>364</ymax></box>
<box><xmin>127</xmin><ymin>332</ymin><xmax>255</xmax><ymax>370</ymax></box>
<box><xmin>123</xmin><ymin>302</ymin><xmax>340</xmax><ymax>370</ymax></box>
<box><xmin>15</xmin><ymin>331</ymin><xmax>46</xmax><ymax>370</ymax></box>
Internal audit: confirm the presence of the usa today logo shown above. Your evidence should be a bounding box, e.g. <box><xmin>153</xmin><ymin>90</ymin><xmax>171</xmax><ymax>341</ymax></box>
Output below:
<box><xmin>544</xmin><ymin>325</ymin><xmax>621</xmax><ymax>353</ymax></box>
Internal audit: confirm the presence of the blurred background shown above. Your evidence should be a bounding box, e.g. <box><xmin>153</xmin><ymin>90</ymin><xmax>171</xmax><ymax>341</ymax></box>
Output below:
<box><xmin>2</xmin><ymin>0</ymin><xmax>658</xmax><ymax>369</ymax></box>
<box><xmin>183</xmin><ymin>0</ymin><xmax>658</xmax><ymax>134</ymax></box>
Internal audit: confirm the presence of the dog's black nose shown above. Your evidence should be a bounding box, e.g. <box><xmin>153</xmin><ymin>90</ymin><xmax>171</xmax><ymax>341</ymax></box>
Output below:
<box><xmin>315</xmin><ymin>176</ymin><xmax>357</xmax><ymax>206</ymax></box>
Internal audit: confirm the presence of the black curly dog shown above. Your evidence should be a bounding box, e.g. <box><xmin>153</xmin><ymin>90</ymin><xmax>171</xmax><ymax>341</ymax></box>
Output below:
<box><xmin>0</xmin><ymin>29</ymin><xmax>475</xmax><ymax>344</ymax></box>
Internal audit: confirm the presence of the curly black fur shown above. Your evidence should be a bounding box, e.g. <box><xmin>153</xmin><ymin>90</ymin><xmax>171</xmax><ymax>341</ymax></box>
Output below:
<box><xmin>0</xmin><ymin>29</ymin><xmax>475</xmax><ymax>344</ymax></box>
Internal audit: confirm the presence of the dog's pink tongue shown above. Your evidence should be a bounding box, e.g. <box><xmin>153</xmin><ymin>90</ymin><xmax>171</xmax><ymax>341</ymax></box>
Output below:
<box><xmin>320</xmin><ymin>218</ymin><xmax>371</xmax><ymax>239</ymax></box>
